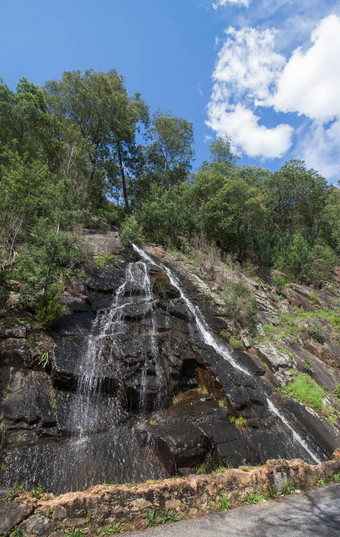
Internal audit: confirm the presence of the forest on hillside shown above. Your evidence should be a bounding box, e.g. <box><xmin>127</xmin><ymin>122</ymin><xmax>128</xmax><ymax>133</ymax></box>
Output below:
<box><xmin>0</xmin><ymin>69</ymin><xmax>339</xmax><ymax>321</ymax></box>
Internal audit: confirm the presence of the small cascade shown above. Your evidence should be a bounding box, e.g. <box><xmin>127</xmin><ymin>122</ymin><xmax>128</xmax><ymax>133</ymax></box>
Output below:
<box><xmin>132</xmin><ymin>244</ymin><xmax>322</xmax><ymax>464</ymax></box>
<box><xmin>69</xmin><ymin>261</ymin><xmax>168</xmax><ymax>436</ymax></box>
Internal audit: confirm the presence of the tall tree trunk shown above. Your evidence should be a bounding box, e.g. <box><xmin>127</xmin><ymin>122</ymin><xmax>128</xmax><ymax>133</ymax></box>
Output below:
<box><xmin>117</xmin><ymin>141</ymin><xmax>129</xmax><ymax>209</ymax></box>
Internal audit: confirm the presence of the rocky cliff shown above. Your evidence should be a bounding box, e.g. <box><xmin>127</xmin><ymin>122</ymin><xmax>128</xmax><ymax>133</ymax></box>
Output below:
<box><xmin>0</xmin><ymin>230</ymin><xmax>339</xmax><ymax>495</ymax></box>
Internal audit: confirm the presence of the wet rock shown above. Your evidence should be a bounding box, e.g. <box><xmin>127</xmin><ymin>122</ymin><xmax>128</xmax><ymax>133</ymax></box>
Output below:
<box><xmin>231</xmin><ymin>350</ymin><xmax>267</xmax><ymax>377</ymax></box>
<box><xmin>1</xmin><ymin>369</ymin><xmax>56</xmax><ymax>425</ymax></box>
<box><xmin>87</xmin><ymin>267</ymin><xmax>125</xmax><ymax>293</ymax></box>
<box><xmin>58</xmin><ymin>294</ymin><xmax>92</xmax><ymax>312</ymax></box>
<box><xmin>0</xmin><ymin>338</ymin><xmax>34</xmax><ymax>368</ymax></box>
<box><xmin>150</xmin><ymin>422</ymin><xmax>209</xmax><ymax>472</ymax></box>
<box><xmin>51</xmin><ymin>311</ymin><xmax>96</xmax><ymax>337</ymax></box>
<box><xmin>3</xmin><ymin>429</ymin><xmax>168</xmax><ymax>493</ymax></box>
<box><xmin>272</xmin><ymin>393</ymin><xmax>339</xmax><ymax>460</ymax></box>
<box><xmin>0</xmin><ymin>498</ymin><xmax>33</xmax><ymax>535</ymax></box>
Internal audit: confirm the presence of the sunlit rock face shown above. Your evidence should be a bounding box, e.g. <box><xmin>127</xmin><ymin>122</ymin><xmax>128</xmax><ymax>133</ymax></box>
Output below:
<box><xmin>1</xmin><ymin>245</ymin><xmax>338</xmax><ymax>493</ymax></box>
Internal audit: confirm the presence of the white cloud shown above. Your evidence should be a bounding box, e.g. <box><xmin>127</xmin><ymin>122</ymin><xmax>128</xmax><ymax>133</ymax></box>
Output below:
<box><xmin>213</xmin><ymin>26</ymin><xmax>285</xmax><ymax>104</ymax></box>
<box><xmin>272</xmin><ymin>15</ymin><xmax>340</xmax><ymax>121</ymax></box>
<box><xmin>207</xmin><ymin>102</ymin><xmax>293</xmax><ymax>158</ymax></box>
<box><xmin>298</xmin><ymin>119</ymin><xmax>340</xmax><ymax>179</ymax></box>
<box><xmin>212</xmin><ymin>0</ymin><xmax>250</xmax><ymax>8</ymax></box>
<box><xmin>206</xmin><ymin>14</ymin><xmax>340</xmax><ymax>178</ymax></box>
<box><xmin>207</xmin><ymin>25</ymin><xmax>292</xmax><ymax>158</ymax></box>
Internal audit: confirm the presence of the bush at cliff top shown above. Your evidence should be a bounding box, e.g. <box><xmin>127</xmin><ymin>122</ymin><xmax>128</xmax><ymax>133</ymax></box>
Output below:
<box><xmin>120</xmin><ymin>215</ymin><xmax>144</xmax><ymax>246</ymax></box>
<box><xmin>223</xmin><ymin>281</ymin><xmax>257</xmax><ymax>334</ymax></box>
<box><xmin>282</xmin><ymin>374</ymin><xmax>324</xmax><ymax>412</ymax></box>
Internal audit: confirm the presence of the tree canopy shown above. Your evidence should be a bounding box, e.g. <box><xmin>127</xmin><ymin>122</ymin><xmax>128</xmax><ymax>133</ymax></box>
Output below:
<box><xmin>0</xmin><ymin>69</ymin><xmax>339</xmax><ymax>320</ymax></box>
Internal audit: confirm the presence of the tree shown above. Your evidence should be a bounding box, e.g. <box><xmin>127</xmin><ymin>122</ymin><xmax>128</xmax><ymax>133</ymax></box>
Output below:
<box><xmin>265</xmin><ymin>160</ymin><xmax>329</xmax><ymax>249</ymax></box>
<box><xmin>146</xmin><ymin>110</ymin><xmax>194</xmax><ymax>188</ymax></box>
<box><xmin>46</xmin><ymin>69</ymin><xmax>149</xmax><ymax>208</ymax></box>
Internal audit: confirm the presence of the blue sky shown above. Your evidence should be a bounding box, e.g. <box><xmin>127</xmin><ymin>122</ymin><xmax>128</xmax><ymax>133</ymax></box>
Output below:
<box><xmin>1</xmin><ymin>0</ymin><xmax>340</xmax><ymax>183</ymax></box>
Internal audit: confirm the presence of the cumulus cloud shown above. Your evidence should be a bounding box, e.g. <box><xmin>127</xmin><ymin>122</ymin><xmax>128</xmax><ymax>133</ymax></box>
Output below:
<box><xmin>272</xmin><ymin>15</ymin><xmax>340</xmax><ymax>121</ymax></box>
<box><xmin>212</xmin><ymin>0</ymin><xmax>250</xmax><ymax>8</ymax></box>
<box><xmin>212</xmin><ymin>26</ymin><xmax>285</xmax><ymax>104</ymax></box>
<box><xmin>207</xmin><ymin>25</ymin><xmax>292</xmax><ymax>158</ymax></box>
<box><xmin>298</xmin><ymin>119</ymin><xmax>340</xmax><ymax>179</ymax></box>
<box><xmin>207</xmin><ymin>102</ymin><xmax>293</xmax><ymax>158</ymax></box>
<box><xmin>206</xmin><ymin>13</ymin><xmax>340</xmax><ymax>177</ymax></box>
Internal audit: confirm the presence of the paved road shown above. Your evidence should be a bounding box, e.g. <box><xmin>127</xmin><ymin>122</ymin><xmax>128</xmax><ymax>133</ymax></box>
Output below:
<box><xmin>126</xmin><ymin>484</ymin><xmax>340</xmax><ymax>537</ymax></box>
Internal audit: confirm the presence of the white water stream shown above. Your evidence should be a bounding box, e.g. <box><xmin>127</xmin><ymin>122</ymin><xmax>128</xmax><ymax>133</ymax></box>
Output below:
<box><xmin>132</xmin><ymin>244</ymin><xmax>321</xmax><ymax>464</ymax></box>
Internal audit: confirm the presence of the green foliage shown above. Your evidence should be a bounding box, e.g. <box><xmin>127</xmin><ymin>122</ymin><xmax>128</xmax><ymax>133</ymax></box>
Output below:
<box><xmin>0</xmin><ymin>420</ymin><xmax>7</xmax><ymax>431</ymax></box>
<box><xmin>332</xmin><ymin>473</ymin><xmax>340</xmax><ymax>482</ymax></box>
<box><xmin>306</xmin><ymin>320</ymin><xmax>325</xmax><ymax>344</ymax></box>
<box><xmin>316</xmin><ymin>476</ymin><xmax>327</xmax><ymax>487</ymax></box>
<box><xmin>195</xmin><ymin>461</ymin><xmax>207</xmax><ymax>474</ymax></box>
<box><xmin>309</xmin><ymin>243</ymin><xmax>338</xmax><ymax>283</ymax></box>
<box><xmin>5</xmin><ymin>526</ymin><xmax>23</xmax><ymax>537</ymax></box>
<box><xmin>136</xmin><ymin>182</ymin><xmax>197</xmax><ymax>247</ymax></box>
<box><xmin>281</xmin><ymin>480</ymin><xmax>297</xmax><ymax>495</ymax></box>
<box><xmin>277</xmin><ymin>234</ymin><xmax>311</xmax><ymax>283</ymax></box>
<box><xmin>238</xmin><ymin>491</ymin><xmax>264</xmax><ymax>505</ymax></box>
<box><xmin>6</xmin><ymin>490</ymin><xmax>16</xmax><ymax>502</ymax></box>
<box><xmin>230</xmin><ymin>415</ymin><xmax>247</xmax><ymax>427</ymax></box>
<box><xmin>0</xmin><ymin>268</ymin><xmax>9</xmax><ymax>310</ymax></box>
<box><xmin>334</xmin><ymin>384</ymin><xmax>340</xmax><ymax>399</ymax></box>
<box><xmin>3</xmin><ymin>385</ymin><xmax>10</xmax><ymax>397</ymax></box>
<box><xmin>220</xmin><ymin>496</ymin><xmax>231</xmax><ymax>510</ymax></box>
<box><xmin>146</xmin><ymin>110</ymin><xmax>194</xmax><ymax>188</ymax></box>
<box><xmin>224</xmin><ymin>282</ymin><xmax>257</xmax><ymax>333</ymax></box>
<box><xmin>96</xmin><ymin>252</ymin><xmax>117</xmax><ymax>268</ymax></box>
<box><xmin>120</xmin><ymin>215</ymin><xmax>144</xmax><ymax>246</ymax></box>
<box><xmin>145</xmin><ymin>509</ymin><xmax>184</xmax><ymax>528</ymax></box>
<box><xmin>271</xmin><ymin>274</ymin><xmax>286</xmax><ymax>293</ymax></box>
<box><xmin>34</xmin><ymin>286</ymin><xmax>63</xmax><ymax>327</ymax></box>
<box><xmin>100</xmin><ymin>522</ymin><xmax>125</xmax><ymax>535</ymax></box>
<box><xmin>0</xmin><ymin>72</ymin><xmax>339</xmax><ymax>329</ymax></box>
<box><xmin>229</xmin><ymin>337</ymin><xmax>243</xmax><ymax>348</ymax></box>
<box><xmin>282</xmin><ymin>374</ymin><xmax>324</xmax><ymax>412</ymax></box>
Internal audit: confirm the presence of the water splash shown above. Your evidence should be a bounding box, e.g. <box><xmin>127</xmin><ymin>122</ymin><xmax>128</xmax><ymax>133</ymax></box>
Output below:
<box><xmin>132</xmin><ymin>244</ymin><xmax>321</xmax><ymax>464</ymax></box>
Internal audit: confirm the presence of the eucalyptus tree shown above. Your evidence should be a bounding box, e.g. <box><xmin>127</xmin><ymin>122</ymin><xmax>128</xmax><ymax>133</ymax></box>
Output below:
<box><xmin>46</xmin><ymin>69</ymin><xmax>149</xmax><ymax>208</ymax></box>
<box><xmin>146</xmin><ymin>110</ymin><xmax>194</xmax><ymax>188</ymax></box>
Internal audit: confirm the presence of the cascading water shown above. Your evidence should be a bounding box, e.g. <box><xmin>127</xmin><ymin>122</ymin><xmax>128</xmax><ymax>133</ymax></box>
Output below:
<box><xmin>132</xmin><ymin>244</ymin><xmax>322</xmax><ymax>464</ymax></box>
<box><xmin>4</xmin><ymin>244</ymin><xmax>330</xmax><ymax>494</ymax></box>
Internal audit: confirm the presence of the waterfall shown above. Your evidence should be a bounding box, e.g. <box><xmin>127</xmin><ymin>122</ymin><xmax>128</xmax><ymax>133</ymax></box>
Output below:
<box><xmin>68</xmin><ymin>259</ymin><xmax>168</xmax><ymax>439</ymax></box>
<box><xmin>132</xmin><ymin>244</ymin><xmax>322</xmax><ymax>464</ymax></box>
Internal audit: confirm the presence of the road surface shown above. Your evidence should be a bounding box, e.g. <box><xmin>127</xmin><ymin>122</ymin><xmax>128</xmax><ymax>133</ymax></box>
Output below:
<box><xmin>126</xmin><ymin>484</ymin><xmax>340</xmax><ymax>537</ymax></box>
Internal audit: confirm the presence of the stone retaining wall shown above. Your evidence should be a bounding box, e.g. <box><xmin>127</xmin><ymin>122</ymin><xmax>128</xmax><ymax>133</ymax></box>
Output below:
<box><xmin>1</xmin><ymin>458</ymin><xmax>340</xmax><ymax>536</ymax></box>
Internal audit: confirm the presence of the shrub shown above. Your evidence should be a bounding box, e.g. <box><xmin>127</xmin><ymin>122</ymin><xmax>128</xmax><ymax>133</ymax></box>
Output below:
<box><xmin>282</xmin><ymin>374</ymin><xmax>324</xmax><ymax>412</ymax></box>
<box><xmin>277</xmin><ymin>234</ymin><xmax>311</xmax><ymax>283</ymax></box>
<box><xmin>120</xmin><ymin>215</ymin><xmax>144</xmax><ymax>246</ymax></box>
<box><xmin>334</xmin><ymin>384</ymin><xmax>340</xmax><ymax>399</ymax></box>
<box><xmin>224</xmin><ymin>281</ymin><xmax>257</xmax><ymax>333</ymax></box>
<box><xmin>193</xmin><ymin>234</ymin><xmax>227</xmax><ymax>290</ymax></box>
<box><xmin>0</xmin><ymin>268</ymin><xmax>9</xmax><ymax>310</ymax></box>
<box><xmin>309</xmin><ymin>244</ymin><xmax>338</xmax><ymax>284</ymax></box>
<box><xmin>96</xmin><ymin>251</ymin><xmax>116</xmax><ymax>268</ymax></box>
<box><xmin>230</xmin><ymin>415</ymin><xmax>247</xmax><ymax>427</ymax></box>
<box><xmin>307</xmin><ymin>320</ymin><xmax>325</xmax><ymax>344</ymax></box>
<box><xmin>35</xmin><ymin>285</ymin><xmax>63</xmax><ymax>327</ymax></box>
<box><xmin>271</xmin><ymin>274</ymin><xmax>286</xmax><ymax>293</ymax></box>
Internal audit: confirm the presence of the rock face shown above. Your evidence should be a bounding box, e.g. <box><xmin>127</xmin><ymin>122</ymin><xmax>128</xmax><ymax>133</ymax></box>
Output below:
<box><xmin>1</xmin><ymin>236</ymin><xmax>339</xmax><ymax>494</ymax></box>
